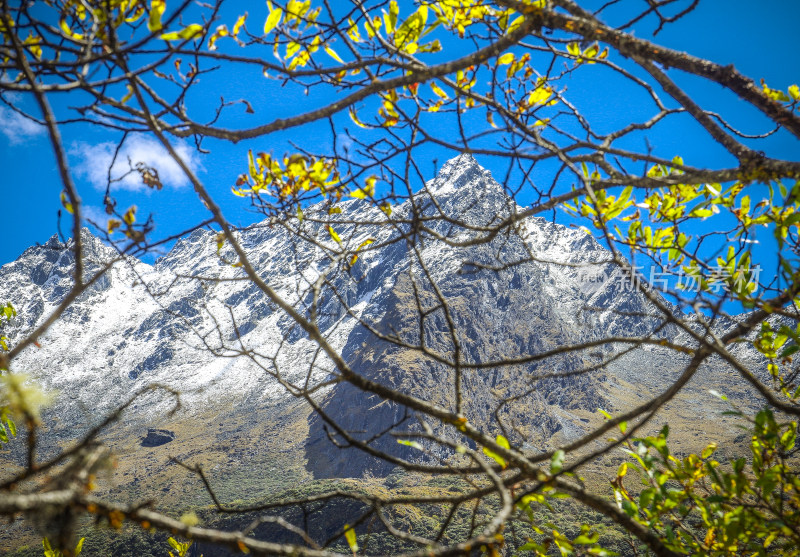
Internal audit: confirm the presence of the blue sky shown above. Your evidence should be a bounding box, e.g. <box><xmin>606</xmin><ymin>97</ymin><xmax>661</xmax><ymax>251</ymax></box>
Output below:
<box><xmin>1</xmin><ymin>0</ymin><xmax>799</xmax><ymax>276</ymax></box>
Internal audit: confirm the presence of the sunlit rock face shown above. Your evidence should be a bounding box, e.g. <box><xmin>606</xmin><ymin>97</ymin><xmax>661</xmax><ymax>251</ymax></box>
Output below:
<box><xmin>303</xmin><ymin>154</ymin><xmax>672</xmax><ymax>477</ymax></box>
<box><xmin>2</xmin><ymin>154</ymin><xmax>680</xmax><ymax>476</ymax></box>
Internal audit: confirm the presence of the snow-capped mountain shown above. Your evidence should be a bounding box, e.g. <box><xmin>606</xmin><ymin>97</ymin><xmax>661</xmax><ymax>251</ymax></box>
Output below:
<box><xmin>2</xmin><ymin>154</ymin><xmax>699</xmax><ymax>474</ymax></box>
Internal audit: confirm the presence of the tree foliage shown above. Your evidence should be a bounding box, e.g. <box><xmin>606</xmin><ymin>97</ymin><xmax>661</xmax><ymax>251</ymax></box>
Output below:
<box><xmin>1</xmin><ymin>0</ymin><xmax>800</xmax><ymax>556</ymax></box>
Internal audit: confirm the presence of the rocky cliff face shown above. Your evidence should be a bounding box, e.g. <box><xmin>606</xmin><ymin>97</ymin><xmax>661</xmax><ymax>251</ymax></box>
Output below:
<box><xmin>1</xmin><ymin>154</ymin><xmax>681</xmax><ymax>477</ymax></box>
<box><xmin>302</xmin><ymin>155</ymin><xmax>672</xmax><ymax>477</ymax></box>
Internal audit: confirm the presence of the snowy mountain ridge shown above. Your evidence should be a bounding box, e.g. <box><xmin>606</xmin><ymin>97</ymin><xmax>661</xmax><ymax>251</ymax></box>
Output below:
<box><xmin>1</xmin><ymin>155</ymin><xmax>666</xmax><ymax>436</ymax></box>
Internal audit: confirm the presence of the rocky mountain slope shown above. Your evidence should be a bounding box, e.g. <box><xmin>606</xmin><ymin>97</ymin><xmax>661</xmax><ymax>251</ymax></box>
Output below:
<box><xmin>1</xmin><ymin>155</ymin><xmax>752</xmax><ymax>484</ymax></box>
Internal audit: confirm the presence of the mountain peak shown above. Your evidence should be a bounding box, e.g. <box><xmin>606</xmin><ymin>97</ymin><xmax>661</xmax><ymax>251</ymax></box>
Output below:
<box><xmin>438</xmin><ymin>152</ymin><xmax>479</xmax><ymax>175</ymax></box>
<box><xmin>431</xmin><ymin>153</ymin><xmax>481</xmax><ymax>188</ymax></box>
<box><xmin>43</xmin><ymin>234</ymin><xmax>64</xmax><ymax>249</ymax></box>
<box><xmin>426</xmin><ymin>153</ymin><xmax>502</xmax><ymax>199</ymax></box>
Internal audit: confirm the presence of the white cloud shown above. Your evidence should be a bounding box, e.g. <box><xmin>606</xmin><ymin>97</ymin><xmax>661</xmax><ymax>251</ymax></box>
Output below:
<box><xmin>0</xmin><ymin>105</ymin><xmax>45</xmax><ymax>144</ymax></box>
<box><xmin>70</xmin><ymin>135</ymin><xmax>203</xmax><ymax>191</ymax></box>
<box><xmin>336</xmin><ymin>133</ymin><xmax>354</xmax><ymax>155</ymax></box>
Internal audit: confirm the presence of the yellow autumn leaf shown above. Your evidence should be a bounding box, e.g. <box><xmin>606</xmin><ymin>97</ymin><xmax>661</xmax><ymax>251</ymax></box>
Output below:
<box><xmin>324</xmin><ymin>44</ymin><xmax>344</xmax><ymax>64</ymax></box>
<box><xmin>347</xmin><ymin>18</ymin><xmax>361</xmax><ymax>43</ymax></box>
<box><xmin>160</xmin><ymin>23</ymin><xmax>204</xmax><ymax>41</ymax></box>
<box><xmin>264</xmin><ymin>4</ymin><xmax>283</xmax><ymax>35</ymax></box>
<box><xmin>430</xmin><ymin>81</ymin><xmax>448</xmax><ymax>99</ymax></box>
<box><xmin>148</xmin><ymin>0</ymin><xmax>166</xmax><ymax>32</ymax></box>
<box><xmin>349</xmin><ymin>238</ymin><xmax>375</xmax><ymax>266</ymax></box>
<box><xmin>59</xmin><ymin>16</ymin><xmax>84</xmax><ymax>40</ymax></box>
<box><xmin>527</xmin><ymin>86</ymin><xmax>552</xmax><ymax>106</ymax></box>
<box><xmin>348</xmin><ymin>107</ymin><xmax>371</xmax><ymax>128</ymax></box>
<box><xmin>121</xmin><ymin>84</ymin><xmax>134</xmax><ymax>104</ymax></box>
<box><xmin>567</xmin><ymin>42</ymin><xmax>581</xmax><ymax>57</ymax></box>
<box><xmin>384</xmin><ymin>0</ymin><xmax>399</xmax><ymax>34</ymax></box>
<box><xmin>364</xmin><ymin>15</ymin><xmax>382</xmax><ymax>38</ymax></box>
<box><xmin>497</xmin><ymin>52</ymin><xmax>514</xmax><ymax>65</ymax></box>
<box><xmin>356</xmin><ymin>238</ymin><xmax>374</xmax><ymax>251</ymax></box>
<box><xmin>126</xmin><ymin>5</ymin><xmax>146</xmax><ymax>23</ymax></box>
<box><xmin>232</xmin><ymin>13</ymin><xmax>247</xmax><ymax>36</ymax></box>
<box><xmin>351</xmin><ymin>176</ymin><xmax>376</xmax><ymax>199</ymax></box>
<box><xmin>286</xmin><ymin>41</ymin><xmax>302</xmax><ymax>59</ymax></box>
<box><xmin>123</xmin><ymin>205</ymin><xmax>137</xmax><ymax>225</ymax></box>
<box><xmin>427</xmin><ymin>100</ymin><xmax>444</xmax><ymax>112</ymax></box>
<box><xmin>208</xmin><ymin>25</ymin><xmax>229</xmax><ymax>50</ymax></box>
<box><xmin>60</xmin><ymin>191</ymin><xmax>74</xmax><ymax>214</ymax></box>
<box><xmin>344</xmin><ymin>525</ymin><xmax>358</xmax><ymax>554</ymax></box>
<box><xmin>24</xmin><ymin>32</ymin><xmax>42</xmax><ymax>59</ymax></box>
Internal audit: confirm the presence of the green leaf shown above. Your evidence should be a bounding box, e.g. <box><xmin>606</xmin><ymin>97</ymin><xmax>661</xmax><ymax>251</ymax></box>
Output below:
<box><xmin>689</xmin><ymin>207</ymin><xmax>714</xmax><ymax>218</ymax></box>
<box><xmin>639</xmin><ymin>487</ymin><xmax>656</xmax><ymax>509</ymax></box>
<box><xmin>483</xmin><ymin>446</ymin><xmax>507</xmax><ymax>469</ymax></box>
<box><xmin>622</xmin><ymin>499</ymin><xmax>638</xmax><ymax>517</ymax></box>
<box><xmin>550</xmin><ymin>449</ymin><xmax>565</xmax><ymax>474</ymax></box>
<box><xmin>397</xmin><ymin>439</ymin><xmax>423</xmax><ymax>450</ymax></box>
<box><xmin>394</xmin><ymin>6</ymin><xmax>427</xmax><ymax>50</ymax></box>
<box><xmin>573</xmin><ymin>531</ymin><xmax>599</xmax><ymax>544</ymax></box>
<box><xmin>701</xmin><ymin>442</ymin><xmax>717</xmax><ymax>459</ymax></box>
<box><xmin>781</xmin><ymin>427</ymin><xmax>796</xmax><ymax>451</ymax></box>
<box><xmin>4</xmin><ymin>415</ymin><xmax>16</xmax><ymax>437</ymax></box>
<box><xmin>481</xmin><ymin>434</ymin><xmax>511</xmax><ymax>469</ymax></box>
